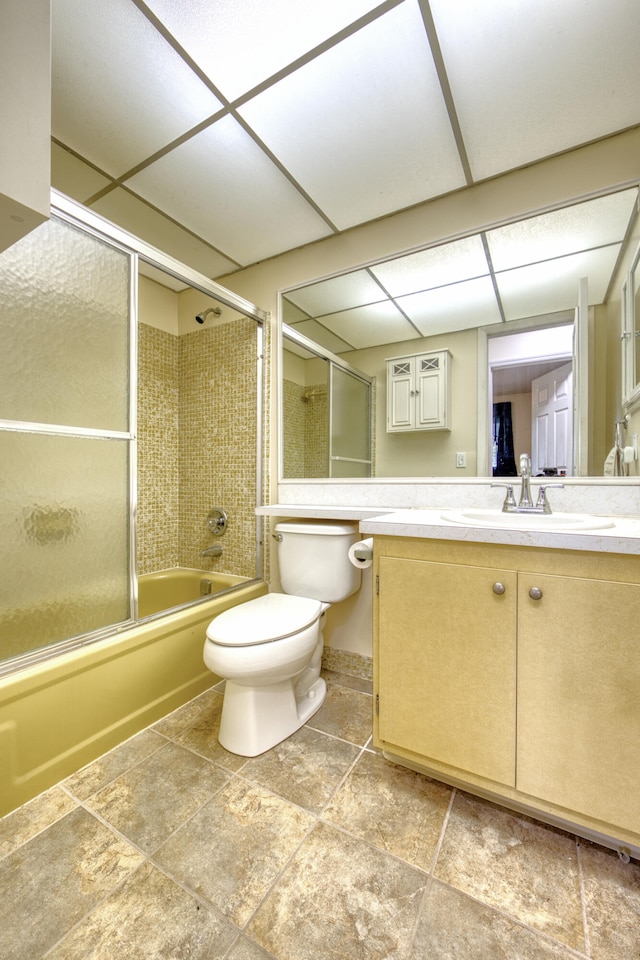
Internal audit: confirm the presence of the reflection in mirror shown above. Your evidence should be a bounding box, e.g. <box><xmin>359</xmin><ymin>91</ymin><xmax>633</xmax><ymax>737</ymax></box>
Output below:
<box><xmin>281</xmin><ymin>187</ymin><xmax>640</xmax><ymax>480</ymax></box>
<box><xmin>282</xmin><ymin>328</ymin><xmax>372</xmax><ymax>479</ymax></box>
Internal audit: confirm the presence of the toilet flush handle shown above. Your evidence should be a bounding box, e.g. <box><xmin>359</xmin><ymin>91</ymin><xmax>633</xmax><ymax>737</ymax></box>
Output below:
<box><xmin>272</xmin><ymin>533</ymin><xmax>283</xmax><ymax>542</ymax></box>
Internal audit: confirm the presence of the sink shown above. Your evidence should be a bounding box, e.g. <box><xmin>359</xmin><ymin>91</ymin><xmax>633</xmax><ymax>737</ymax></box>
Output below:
<box><xmin>440</xmin><ymin>509</ymin><xmax>615</xmax><ymax>531</ymax></box>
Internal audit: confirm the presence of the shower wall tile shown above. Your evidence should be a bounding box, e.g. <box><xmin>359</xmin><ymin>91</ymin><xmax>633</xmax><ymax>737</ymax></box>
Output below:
<box><xmin>137</xmin><ymin>318</ymin><xmax>262</xmax><ymax>580</ymax></box>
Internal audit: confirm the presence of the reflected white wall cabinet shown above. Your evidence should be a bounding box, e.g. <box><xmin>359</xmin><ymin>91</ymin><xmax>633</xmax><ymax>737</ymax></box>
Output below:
<box><xmin>386</xmin><ymin>349</ymin><xmax>451</xmax><ymax>432</ymax></box>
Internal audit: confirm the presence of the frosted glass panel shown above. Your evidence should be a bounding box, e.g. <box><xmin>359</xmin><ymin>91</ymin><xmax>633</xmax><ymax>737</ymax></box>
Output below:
<box><xmin>330</xmin><ymin>366</ymin><xmax>370</xmax><ymax>470</ymax></box>
<box><xmin>0</xmin><ymin>216</ymin><xmax>130</xmax><ymax>430</ymax></box>
<box><xmin>0</xmin><ymin>432</ymin><xmax>130</xmax><ymax>663</ymax></box>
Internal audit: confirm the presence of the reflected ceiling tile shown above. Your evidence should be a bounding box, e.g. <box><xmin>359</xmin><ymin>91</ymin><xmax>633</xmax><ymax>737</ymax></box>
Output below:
<box><xmin>370</xmin><ymin>235</ymin><xmax>490</xmax><ymax>296</ymax></box>
<box><xmin>486</xmin><ymin>189</ymin><xmax>639</xmax><ymax>271</ymax></box>
<box><xmin>144</xmin><ymin>0</ymin><xmax>383</xmax><ymax>101</ymax></box>
<box><xmin>51</xmin><ymin>144</ymin><xmax>112</xmax><ymax>203</ymax></box>
<box><xmin>399</xmin><ymin>276</ymin><xmax>501</xmax><ymax>335</ymax></box>
<box><xmin>90</xmin><ymin>189</ymin><xmax>237</xmax><ymax>279</ymax></box>
<box><xmin>127</xmin><ymin>117</ymin><xmax>333</xmax><ymax>265</ymax></box>
<box><xmin>496</xmin><ymin>246</ymin><xmax>622</xmax><ymax>321</ymax></box>
<box><xmin>52</xmin><ymin>0</ymin><xmax>222</xmax><ymax>177</ymax></box>
<box><xmin>288</xmin><ymin>319</ymin><xmax>355</xmax><ymax>355</ymax></box>
<box><xmin>238</xmin><ymin>2</ymin><xmax>465</xmax><ymax>230</ymax></box>
<box><xmin>430</xmin><ymin>0</ymin><xmax>640</xmax><ymax>180</ymax></box>
<box><xmin>321</xmin><ymin>301</ymin><xmax>419</xmax><ymax>350</ymax></box>
<box><xmin>285</xmin><ymin>271</ymin><xmax>385</xmax><ymax>316</ymax></box>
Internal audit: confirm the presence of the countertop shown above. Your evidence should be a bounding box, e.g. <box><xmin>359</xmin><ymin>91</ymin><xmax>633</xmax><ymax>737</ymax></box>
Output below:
<box><xmin>256</xmin><ymin>504</ymin><xmax>640</xmax><ymax>554</ymax></box>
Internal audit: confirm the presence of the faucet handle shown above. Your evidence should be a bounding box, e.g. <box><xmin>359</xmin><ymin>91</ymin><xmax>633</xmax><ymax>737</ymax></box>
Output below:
<box><xmin>535</xmin><ymin>483</ymin><xmax>564</xmax><ymax>513</ymax></box>
<box><xmin>491</xmin><ymin>482</ymin><xmax>516</xmax><ymax>511</ymax></box>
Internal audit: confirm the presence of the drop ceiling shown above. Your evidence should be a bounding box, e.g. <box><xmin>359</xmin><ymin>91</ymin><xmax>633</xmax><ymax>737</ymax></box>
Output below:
<box><xmin>51</xmin><ymin>0</ymin><xmax>640</xmax><ymax>345</ymax></box>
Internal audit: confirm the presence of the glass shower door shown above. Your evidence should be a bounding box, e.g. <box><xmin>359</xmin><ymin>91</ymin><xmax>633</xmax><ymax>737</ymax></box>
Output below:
<box><xmin>0</xmin><ymin>214</ymin><xmax>134</xmax><ymax>667</ymax></box>
<box><xmin>329</xmin><ymin>364</ymin><xmax>372</xmax><ymax>478</ymax></box>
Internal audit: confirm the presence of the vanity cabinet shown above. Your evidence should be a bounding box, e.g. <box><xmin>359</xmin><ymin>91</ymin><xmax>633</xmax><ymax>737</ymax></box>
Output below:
<box><xmin>374</xmin><ymin>536</ymin><xmax>640</xmax><ymax>852</ymax></box>
<box><xmin>386</xmin><ymin>350</ymin><xmax>450</xmax><ymax>432</ymax></box>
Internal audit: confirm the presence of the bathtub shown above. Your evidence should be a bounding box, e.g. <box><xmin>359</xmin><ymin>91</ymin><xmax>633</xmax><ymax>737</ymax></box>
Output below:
<box><xmin>138</xmin><ymin>567</ymin><xmax>249</xmax><ymax>619</ymax></box>
<box><xmin>0</xmin><ymin>574</ymin><xmax>267</xmax><ymax>816</ymax></box>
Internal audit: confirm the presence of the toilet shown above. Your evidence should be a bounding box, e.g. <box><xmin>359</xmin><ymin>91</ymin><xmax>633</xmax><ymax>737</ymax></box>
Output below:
<box><xmin>203</xmin><ymin>520</ymin><xmax>361</xmax><ymax>756</ymax></box>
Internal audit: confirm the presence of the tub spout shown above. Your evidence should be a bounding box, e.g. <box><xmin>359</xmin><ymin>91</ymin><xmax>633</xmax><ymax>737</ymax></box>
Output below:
<box><xmin>201</xmin><ymin>544</ymin><xmax>222</xmax><ymax>559</ymax></box>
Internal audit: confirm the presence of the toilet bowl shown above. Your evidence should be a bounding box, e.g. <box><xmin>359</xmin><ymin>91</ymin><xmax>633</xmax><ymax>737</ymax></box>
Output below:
<box><xmin>203</xmin><ymin>520</ymin><xmax>361</xmax><ymax>756</ymax></box>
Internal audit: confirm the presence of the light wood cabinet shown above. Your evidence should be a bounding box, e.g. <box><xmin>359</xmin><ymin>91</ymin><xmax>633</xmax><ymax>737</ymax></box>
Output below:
<box><xmin>386</xmin><ymin>350</ymin><xmax>450</xmax><ymax>432</ymax></box>
<box><xmin>374</xmin><ymin>536</ymin><xmax>640</xmax><ymax>855</ymax></box>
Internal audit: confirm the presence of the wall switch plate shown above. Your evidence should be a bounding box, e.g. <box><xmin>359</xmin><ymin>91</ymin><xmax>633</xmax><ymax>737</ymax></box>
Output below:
<box><xmin>456</xmin><ymin>452</ymin><xmax>466</xmax><ymax>468</ymax></box>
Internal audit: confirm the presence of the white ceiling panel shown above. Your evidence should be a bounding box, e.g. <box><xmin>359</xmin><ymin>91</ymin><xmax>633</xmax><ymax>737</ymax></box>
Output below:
<box><xmin>144</xmin><ymin>0</ymin><xmax>383</xmax><ymax>101</ymax></box>
<box><xmin>430</xmin><ymin>0</ymin><xmax>640</xmax><ymax>181</ymax></box>
<box><xmin>285</xmin><ymin>270</ymin><xmax>386</xmax><ymax>317</ymax></box>
<box><xmin>320</xmin><ymin>301</ymin><xmax>419</xmax><ymax>350</ymax></box>
<box><xmin>90</xmin><ymin>189</ymin><xmax>238</xmax><ymax>280</ymax></box>
<box><xmin>486</xmin><ymin>190</ymin><xmax>639</xmax><ymax>272</ymax></box>
<box><xmin>370</xmin><ymin>235</ymin><xmax>490</xmax><ymax>297</ymax></box>
<box><xmin>398</xmin><ymin>276</ymin><xmax>502</xmax><ymax>336</ymax></box>
<box><xmin>51</xmin><ymin>144</ymin><xmax>112</xmax><ymax>203</ymax></box>
<box><xmin>127</xmin><ymin>116</ymin><xmax>333</xmax><ymax>265</ymax></box>
<box><xmin>287</xmin><ymin>319</ymin><xmax>356</xmax><ymax>356</ymax></box>
<box><xmin>51</xmin><ymin>0</ymin><xmax>223</xmax><ymax>177</ymax></box>
<box><xmin>238</xmin><ymin>1</ymin><xmax>466</xmax><ymax>230</ymax></box>
<box><xmin>496</xmin><ymin>246</ymin><xmax>623</xmax><ymax>321</ymax></box>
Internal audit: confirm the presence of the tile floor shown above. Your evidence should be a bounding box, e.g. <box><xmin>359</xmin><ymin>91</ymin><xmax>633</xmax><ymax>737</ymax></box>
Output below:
<box><xmin>1</xmin><ymin>670</ymin><xmax>639</xmax><ymax>959</ymax></box>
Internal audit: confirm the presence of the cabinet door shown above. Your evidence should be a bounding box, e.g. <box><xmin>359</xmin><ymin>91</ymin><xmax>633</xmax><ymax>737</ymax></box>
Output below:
<box><xmin>387</xmin><ymin>359</ymin><xmax>414</xmax><ymax>430</ymax></box>
<box><xmin>416</xmin><ymin>356</ymin><xmax>445</xmax><ymax>428</ymax></box>
<box><xmin>377</xmin><ymin>557</ymin><xmax>517</xmax><ymax>786</ymax></box>
<box><xmin>517</xmin><ymin>574</ymin><xmax>640</xmax><ymax>833</ymax></box>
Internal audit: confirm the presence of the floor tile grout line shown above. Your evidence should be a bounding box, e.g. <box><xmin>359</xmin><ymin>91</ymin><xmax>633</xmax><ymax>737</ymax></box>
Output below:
<box><xmin>576</xmin><ymin>840</ymin><xmax>593</xmax><ymax>958</ymax></box>
<box><xmin>428</xmin><ymin>785</ymin><xmax>456</xmax><ymax>877</ymax></box>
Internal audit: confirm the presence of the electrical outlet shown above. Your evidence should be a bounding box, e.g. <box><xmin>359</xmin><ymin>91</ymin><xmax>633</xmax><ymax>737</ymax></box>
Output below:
<box><xmin>456</xmin><ymin>452</ymin><xmax>466</xmax><ymax>468</ymax></box>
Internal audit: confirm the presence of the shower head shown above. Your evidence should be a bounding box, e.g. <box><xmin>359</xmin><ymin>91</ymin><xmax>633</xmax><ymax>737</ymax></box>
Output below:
<box><xmin>195</xmin><ymin>306</ymin><xmax>222</xmax><ymax>324</ymax></box>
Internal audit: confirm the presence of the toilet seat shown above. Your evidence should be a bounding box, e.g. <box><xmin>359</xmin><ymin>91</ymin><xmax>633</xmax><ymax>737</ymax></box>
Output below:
<box><xmin>206</xmin><ymin>592</ymin><xmax>323</xmax><ymax>647</ymax></box>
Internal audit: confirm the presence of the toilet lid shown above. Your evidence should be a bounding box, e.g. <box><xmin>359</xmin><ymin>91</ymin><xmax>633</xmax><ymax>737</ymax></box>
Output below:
<box><xmin>206</xmin><ymin>593</ymin><xmax>323</xmax><ymax>646</ymax></box>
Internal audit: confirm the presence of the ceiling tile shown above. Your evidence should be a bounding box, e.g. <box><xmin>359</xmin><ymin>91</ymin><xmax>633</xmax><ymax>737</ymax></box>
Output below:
<box><xmin>321</xmin><ymin>301</ymin><xmax>420</xmax><ymax>350</ymax></box>
<box><xmin>52</xmin><ymin>0</ymin><xmax>222</xmax><ymax>177</ymax></box>
<box><xmin>370</xmin><ymin>235</ymin><xmax>490</xmax><ymax>297</ymax></box>
<box><xmin>51</xmin><ymin>144</ymin><xmax>112</xmax><ymax>203</ymax></box>
<box><xmin>238</xmin><ymin>1</ymin><xmax>466</xmax><ymax>230</ymax></box>
<box><xmin>144</xmin><ymin>0</ymin><xmax>383</xmax><ymax>101</ymax></box>
<box><xmin>127</xmin><ymin>116</ymin><xmax>333</xmax><ymax>265</ymax></box>
<box><xmin>430</xmin><ymin>0</ymin><xmax>640</xmax><ymax>181</ymax></box>
<box><xmin>496</xmin><ymin>246</ymin><xmax>623</xmax><ymax>321</ymax></box>
<box><xmin>285</xmin><ymin>270</ymin><xmax>387</xmax><ymax>316</ymax></box>
<box><xmin>287</xmin><ymin>319</ymin><xmax>356</xmax><ymax>355</ymax></box>
<box><xmin>486</xmin><ymin>189</ymin><xmax>638</xmax><ymax>271</ymax></box>
<box><xmin>398</xmin><ymin>276</ymin><xmax>502</xmax><ymax>336</ymax></box>
<box><xmin>90</xmin><ymin>189</ymin><xmax>238</xmax><ymax>279</ymax></box>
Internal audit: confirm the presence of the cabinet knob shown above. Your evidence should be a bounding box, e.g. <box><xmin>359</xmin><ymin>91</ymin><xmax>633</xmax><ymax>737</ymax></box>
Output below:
<box><xmin>529</xmin><ymin>586</ymin><xmax>543</xmax><ymax>600</ymax></box>
<box><xmin>492</xmin><ymin>582</ymin><xmax>506</xmax><ymax>595</ymax></box>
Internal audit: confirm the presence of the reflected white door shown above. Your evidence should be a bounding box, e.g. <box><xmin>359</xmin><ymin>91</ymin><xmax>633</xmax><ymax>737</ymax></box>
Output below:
<box><xmin>531</xmin><ymin>361</ymin><xmax>573</xmax><ymax>475</ymax></box>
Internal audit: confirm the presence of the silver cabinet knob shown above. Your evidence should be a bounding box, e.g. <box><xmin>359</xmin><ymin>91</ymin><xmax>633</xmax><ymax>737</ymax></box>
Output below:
<box><xmin>492</xmin><ymin>582</ymin><xmax>506</xmax><ymax>595</ymax></box>
<box><xmin>529</xmin><ymin>586</ymin><xmax>543</xmax><ymax>600</ymax></box>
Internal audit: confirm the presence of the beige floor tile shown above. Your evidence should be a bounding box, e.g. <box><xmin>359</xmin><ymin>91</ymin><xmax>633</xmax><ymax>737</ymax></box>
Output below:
<box><xmin>247</xmin><ymin>820</ymin><xmax>428</xmax><ymax>959</ymax></box>
<box><xmin>46</xmin><ymin>860</ymin><xmax>238</xmax><ymax>960</ymax></box>
<box><xmin>86</xmin><ymin>740</ymin><xmax>229</xmax><ymax>853</ymax></box>
<box><xmin>0</xmin><ymin>785</ymin><xmax>77</xmax><ymax>858</ymax></box>
<box><xmin>63</xmin><ymin>728</ymin><xmax>165</xmax><ymax>801</ymax></box>
<box><xmin>323</xmin><ymin>668</ymin><xmax>373</xmax><ymax>694</ymax></box>
<box><xmin>153</xmin><ymin>778</ymin><xmax>316</xmax><ymax>927</ymax></box>
<box><xmin>324</xmin><ymin>751</ymin><xmax>452</xmax><ymax>871</ymax></box>
<box><xmin>152</xmin><ymin>686</ymin><xmax>220</xmax><ymax>740</ymax></box>
<box><xmin>0</xmin><ymin>807</ymin><xmax>144</xmax><ymax>960</ymax></box>
<box><xmin>307</xmin><ymin>681</ymin><xmax>373</xmax><ymax>745</ymax></box>
<box><xmin>410</xmin><ymin>879</ymin><xmax>583</xmax><ymax>959</ymax></box>
<box><xmin>227</xmin><ymin>935</ymin><xmax>279</xmax><ymax>959</ymax></box>
<box><xmin>241</xmin><ymin>725</ymin><xmax>359</xmax><ymax>813</ymax></box>
<box><xmin>580</xmin><ymin>841</ymin><xmax>640</xmax><ymax>960</ymax></box>
<box><xmin>434</xmin><ymin>792</ymin><xmax>585</xmax><ymax>952</ymax></box>
<box><xmin>172</xmin><ymin>690</ymin><xmax>250</xmax><ymax>771</ymax></box>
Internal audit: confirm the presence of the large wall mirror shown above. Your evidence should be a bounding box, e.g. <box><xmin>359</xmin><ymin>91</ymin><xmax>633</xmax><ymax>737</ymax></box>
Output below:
<box><xmin>281</xmin><ymin>186</ymin><xmax>640</xmax><ymax>481</ymax></box>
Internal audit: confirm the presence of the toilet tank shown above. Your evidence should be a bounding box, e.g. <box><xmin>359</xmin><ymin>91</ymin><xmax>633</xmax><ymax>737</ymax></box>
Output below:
<box><xmin>275</xmin><ymin>520</ymin><xmax>361</xmax><ymax>603</ymax></box>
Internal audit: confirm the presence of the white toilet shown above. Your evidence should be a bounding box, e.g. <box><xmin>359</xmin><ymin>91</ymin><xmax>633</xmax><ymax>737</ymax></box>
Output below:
<box><xmin>203</xmin><ymin>520</ymin><xmax>361</xmax><ymax>756</ymax></box>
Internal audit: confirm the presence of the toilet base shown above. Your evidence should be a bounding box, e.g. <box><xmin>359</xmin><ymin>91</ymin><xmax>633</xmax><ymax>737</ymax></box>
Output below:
<box><xmin>218</xmin><ymin>675</ymin><xmax>327</xmax><ymax>757</ymax></box>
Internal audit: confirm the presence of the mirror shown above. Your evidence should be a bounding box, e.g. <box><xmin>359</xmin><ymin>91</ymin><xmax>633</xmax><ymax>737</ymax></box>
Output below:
<box><xmin>281</xmin><ymin>186</ymin><xmax>640</xmax><ymax>479</ymax></box>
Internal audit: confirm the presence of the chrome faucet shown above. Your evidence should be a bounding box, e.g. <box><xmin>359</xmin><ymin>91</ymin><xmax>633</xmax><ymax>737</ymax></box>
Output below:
<box><xmin>493</xmin><ymin>453</ymin><xmax>563</xmax><ymax>514</ymax></box>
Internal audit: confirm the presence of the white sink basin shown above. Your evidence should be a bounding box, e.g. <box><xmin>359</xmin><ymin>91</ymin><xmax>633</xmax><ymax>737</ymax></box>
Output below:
<box><xmin>441</xmin><ymin>509</ymin><xmax>615</xmax><ymax>531</ymax></box>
